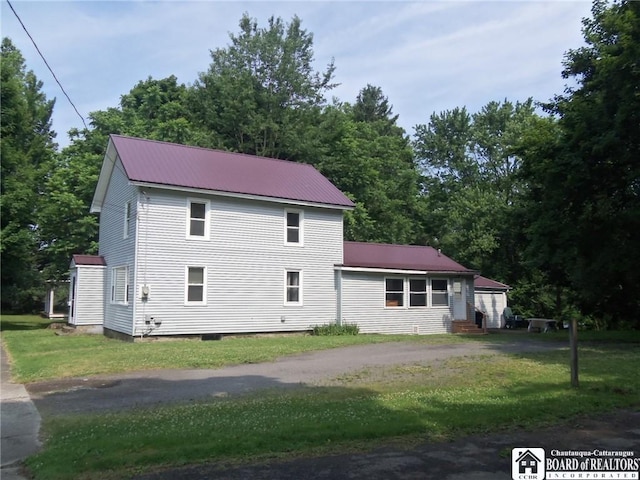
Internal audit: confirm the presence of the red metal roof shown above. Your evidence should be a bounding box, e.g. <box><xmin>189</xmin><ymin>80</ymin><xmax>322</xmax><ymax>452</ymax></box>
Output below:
<box><xmin>474</xmin><ymin>275</ymin><xmax>510</xmax><ymax>290</ymax></box>
<box><xmin>110</xmin><ymin>135</ymin><xmax>354</xmax><ymax>208</ymax></box>
<box><xmin>342</xmin><ymin>242</ymin><xmax>474</xmax><ymax>273</ymax></box>
<box><xmin>72</xmin><ymin>254</ymin><xmax>106</xmax><ymax>266</ymax></box>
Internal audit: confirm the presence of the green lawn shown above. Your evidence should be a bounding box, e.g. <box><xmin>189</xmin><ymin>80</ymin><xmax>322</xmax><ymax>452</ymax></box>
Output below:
<box><xmin>3</xmin><ymin>315</ymin><xmax>639</xmax><ymax>480</ymax></box>
<box><xmin>0</xmin><ymin>315</ymin><xmax>474</xmax><ymax>382</ymax></box>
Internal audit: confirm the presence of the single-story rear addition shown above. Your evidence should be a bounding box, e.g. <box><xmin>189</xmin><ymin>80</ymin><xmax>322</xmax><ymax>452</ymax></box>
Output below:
<box><xmin>71</xmin><ymin>135</ymin><xmax>504</xmax><ymax>339</ymax></box>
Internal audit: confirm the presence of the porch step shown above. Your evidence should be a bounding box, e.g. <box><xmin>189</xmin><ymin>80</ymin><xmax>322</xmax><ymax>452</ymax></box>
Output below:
<box><xmin>452</xmin><ymin>320</ymin><xmax>486</xmax><ymax>334</ymax></box>
<box><xmin>53</xmin><ymin>324</ymin><xmax>77</xmax><ymax>336</ymax></box>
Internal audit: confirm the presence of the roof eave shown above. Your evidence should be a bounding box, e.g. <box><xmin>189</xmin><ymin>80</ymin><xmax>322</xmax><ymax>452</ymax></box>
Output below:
<box><xmin>130</xmin><ymin>181</ymin><xmax>355</xmax><ymax>211</ymax></box>
<box><xmin>336</xmin><ymin>265</ymin><xmax>478</xmax><ymax>276</ymax></box>
<box><xmin>90</xmin><ymin>137</ymin><xmax>121</xmax><ymax>213</ymax></box>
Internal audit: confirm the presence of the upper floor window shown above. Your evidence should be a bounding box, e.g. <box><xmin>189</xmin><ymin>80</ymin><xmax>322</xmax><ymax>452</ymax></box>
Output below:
<box><xmin>187</xmin><ymin>199</ymin><xmax>209</xmax><ymax>239</ymax></box>
<box><xmin>111</xmin><ymin>266</ymin><xmax>129</xmax><ymax>305</ymax></box>
<box><xmin>285</xmin><ymin>209</ymin><xmax>303</xmax><ymax>246</ymax></box>
<box><xmin>123</xmin><ymin>202</ymin><xmax>131</xmax><ymax>239</ymax></box>
<box><xmin>431</xmin><ymin>279</ymin><xmax>449</xmax><ymax>306</ymax></box>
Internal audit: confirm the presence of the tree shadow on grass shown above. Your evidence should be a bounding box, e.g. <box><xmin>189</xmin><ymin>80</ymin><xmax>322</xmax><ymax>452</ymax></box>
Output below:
<box><xmin>0</xmin><ymin>315</ymin><xmax>56</xmax><ymax>332</ymax></box>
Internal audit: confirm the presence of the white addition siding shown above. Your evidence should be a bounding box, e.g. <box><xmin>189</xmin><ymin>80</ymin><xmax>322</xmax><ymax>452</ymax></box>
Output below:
<box><xmin>475</xmin><ymin>290</ymin><xmax>507</xmax><ymax>328</ymax></box>
<box><xmin>339</xmin><ymin>272</ymin><xmax>460</xmax><ymax>335</ymax></box>
<box><xmin>70</xmin><ymin>265</ymin><xmax>105</xmax><ymax>325</ymax></box>
<box><xmin>132</xmin><ymin>189</ymin><xmax>344</xmax><ymax>336</ymax></box>
<box><xmin>97</xmin><ymin>156</ymin><xmax>138</xmax><ymax>336</ymax></box>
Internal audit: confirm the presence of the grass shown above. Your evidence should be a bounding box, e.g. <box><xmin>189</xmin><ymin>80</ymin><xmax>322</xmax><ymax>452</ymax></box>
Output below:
<box><xmin>25</xmin><ymin>345</ymin><xmax>640</xmax><ymax>480</ymax></box>
<box><xmin>1</xmin><ymin>315</ymin><xmax>475</xmax><ymax>382</ymax></box>
<box><xmin>3</xmin><ymin>315</ymin><xmax>639</xmax><ymax>479</ymax></box>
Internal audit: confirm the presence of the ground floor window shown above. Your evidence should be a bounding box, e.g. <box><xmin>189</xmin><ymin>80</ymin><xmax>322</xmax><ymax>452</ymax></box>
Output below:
<box><xmin>409</xmin><ymin>278</ymin><xmax>427</xmax><ymax>307</ymax></box>
<box><xmin>385</xmin><ymin>278</ymin><xmax>404</xmax><ymax>307</ymax></box>
<box><xmin>285</xmin><ymin>270</ymin><xmax>302</xmax><ymax>305</ymax></box>
<box><xmin>111</xmin><ymin>266</ymin><xmax>129</xmax><ymax>305</ymax></box>
<box><xmin>431</xmin><ymin>279</ymin><xmax>449</xmax><ymax>306</ymax></box>
<box><xmin>185</xmin><ymin>266</ymin><xmax>206</xmax><ymax>305</ymax></box>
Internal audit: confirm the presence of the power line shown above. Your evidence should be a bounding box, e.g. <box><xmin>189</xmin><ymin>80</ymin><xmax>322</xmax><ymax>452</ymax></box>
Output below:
<box><xmin>6</xmin><ymin>0</ymin><xmax>88</xmax><ymax>130</ymax></box>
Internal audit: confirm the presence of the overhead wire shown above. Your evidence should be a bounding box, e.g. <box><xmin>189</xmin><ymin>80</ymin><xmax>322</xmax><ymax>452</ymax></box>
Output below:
<box><xmin>6</xmin><ymin>0</ymin><xmax>88</xmax><ymax>130</ymax></box>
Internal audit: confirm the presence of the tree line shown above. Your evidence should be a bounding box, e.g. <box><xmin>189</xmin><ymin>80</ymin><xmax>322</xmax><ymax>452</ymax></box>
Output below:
<box><xmin>2</xmin><ymin>1</ymin><xmax>638</xmax><ymax>328</ymax></box>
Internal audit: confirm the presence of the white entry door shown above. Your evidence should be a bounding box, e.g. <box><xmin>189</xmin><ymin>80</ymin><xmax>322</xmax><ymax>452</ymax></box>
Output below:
<box><xmin>452</xmin><ymin>280</ymin><xmax>467</xmax><ymax>320</ymax></box>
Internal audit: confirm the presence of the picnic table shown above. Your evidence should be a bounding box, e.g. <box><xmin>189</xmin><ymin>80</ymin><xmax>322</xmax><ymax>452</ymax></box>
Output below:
<box><xmin>527</xmin><ymin>318</ymin><xmax>558</xmax><ymax>333</ymax></box>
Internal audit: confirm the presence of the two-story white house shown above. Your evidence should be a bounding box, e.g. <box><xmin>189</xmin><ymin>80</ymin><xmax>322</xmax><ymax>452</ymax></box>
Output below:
<box><xmin>70</xmin><ymin>135</ymin><xmax>479</xmax><ymax>340</ymax></box>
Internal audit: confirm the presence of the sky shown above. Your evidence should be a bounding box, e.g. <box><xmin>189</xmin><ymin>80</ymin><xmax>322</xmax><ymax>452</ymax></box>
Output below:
<box><xmin>1</xmin><ymin>0</ymin><xmax>593</xmax><ymax>149</ymax></box>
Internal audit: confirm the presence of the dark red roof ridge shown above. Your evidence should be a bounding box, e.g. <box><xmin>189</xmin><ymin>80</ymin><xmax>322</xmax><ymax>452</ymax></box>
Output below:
<box><xmin>108</xmin><ymin>135</ymin><xmax>354</xmax><ymax>208</ymax></box>
<box><xmin>110</xmin><ymin>134</ymin><xmax>321</xmax><ymax>170</ymax></box>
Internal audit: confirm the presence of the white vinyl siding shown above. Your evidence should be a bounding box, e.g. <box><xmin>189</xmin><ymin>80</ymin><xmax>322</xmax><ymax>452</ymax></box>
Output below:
<box><xmin>69</xmin><ymin>265</ymin><xmax>105</xmax><ymax>326</ymax></box>
<box><xmin>284</xmin><ymin>209</ymin><xmax>303</xmax><ymax>246</ymax></box>
<box><xmin>97</xmin><ymin>155</ymin><xmax>137</xmax><ymax>335</ymax></box>
<box><xmin>186</xmin><ymin>198</ymin><xmax>209</xmax><ymax>239</ymax></box>
<box><xmin>340</xmin><ymin>272</ymin><xmax>470</xmax><ymax>335</ymax></box>
<box><xmin>132</xmin><ymin>191</ymin><xmax>342</xmax><ymax>336</ymax></box>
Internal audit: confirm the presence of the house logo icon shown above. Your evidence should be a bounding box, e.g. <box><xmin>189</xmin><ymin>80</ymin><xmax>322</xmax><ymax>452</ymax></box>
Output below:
<box><xmin>512</xmin><ymin>448</ymin><xmax>545</xmax><ymax>480</ymax></box>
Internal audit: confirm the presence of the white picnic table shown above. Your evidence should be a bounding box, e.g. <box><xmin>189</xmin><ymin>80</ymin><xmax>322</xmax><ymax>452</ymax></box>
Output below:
<box><xmin>527</xmin><ymin>318</ymin><xmax>557</xmax><ymax>333</ymax></box>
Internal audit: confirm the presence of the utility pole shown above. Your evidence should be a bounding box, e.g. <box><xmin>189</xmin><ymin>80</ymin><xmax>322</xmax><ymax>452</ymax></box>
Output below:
<box><xmin>570</xmin><ymin>317</ymin><xmax>579</xmax><ymax>387</ymax></box>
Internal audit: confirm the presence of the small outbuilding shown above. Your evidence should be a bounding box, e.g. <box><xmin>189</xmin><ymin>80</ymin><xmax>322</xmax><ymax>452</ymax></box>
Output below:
<box><xmin>68</xmin><ymin>254</ymin><xmax>106</xmax><ymax>331</ymax></box>
<box><xmin>474</xmin><ymin>275</ymin><xmax>510</xmax><ymax>329</ymax></box>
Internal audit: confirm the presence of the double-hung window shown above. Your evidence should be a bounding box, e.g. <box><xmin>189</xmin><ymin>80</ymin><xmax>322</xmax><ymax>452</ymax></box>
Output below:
<box><xmin>409</xmin><ymin>279</ymin><xmax>427</xmax><ymax>307</ymax></box>
<box><xmin>111</xmin><ymin>266</ymin><xmax>129</xmax><ymax>305</ymax></box>
<box><xmin>185</xmin><ymin>266</ymin><xmax>206</xmax><ymax>305</ymax></box>
<box><xmin>187</xmin><ymin>199</ymin><xmax>209</xmax><ymax>239</ymax></box>
<box><xmin>431</xmin><ymin>279</ymin><xmax>449</xmax><ymax>306</ymax></box>
<box><xmin>385</xmin><ymin>278</ymin><xmax>404</xmax><ymax>307</ymax></box>
<box><xmin>123</xmin><ymin>202</ymin><xmax>131</xmax><ymax>239</ymax></box>
<box><xmin>285</xmin><ymin>270</ymin><xmax>302</xmax><ymax>305</ymax></box>
<box><xmin>284</xmin><ymin>209</ymin><xmax>303</xmax><ymax>245</ymax></box>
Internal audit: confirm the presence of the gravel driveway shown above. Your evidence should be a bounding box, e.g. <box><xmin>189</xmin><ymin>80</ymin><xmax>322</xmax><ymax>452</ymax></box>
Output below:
<box><xmin>27</xmin><ymin>338</ymin><xmax>561</xmax><ymax>416</ymax></box>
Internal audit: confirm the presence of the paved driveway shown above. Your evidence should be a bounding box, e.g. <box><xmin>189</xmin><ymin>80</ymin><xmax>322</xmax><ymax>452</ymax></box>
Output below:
<box><xmin>27</xmin><ymin>338</ymin><xmax>561</xmax><ymax>416</ymax></box>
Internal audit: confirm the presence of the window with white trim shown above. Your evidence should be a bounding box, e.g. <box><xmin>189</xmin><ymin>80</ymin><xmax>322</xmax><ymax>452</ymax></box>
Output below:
<box><xmin>285</xmin><ymin>270</ymin><xmax>302</xmax><ymax>305</ymax></box>
<box><xmin>385</xmin><ymin>278</ymin><xmax>404</xmax><ymax>307</ymax></box>
<box><xmin>431</xmin><ymin>279</ymin><xmax>449</xmax><ymax>306</ymax></box>
<box><xmin>111</xmin><ymin>266</ymin><xmax>129</xmax><ymax>305</ymax></box>
<box><xmin>284</xmin><ymin>209</ymin><xmax>303</xmax><ymax>245</ymax></box>
<box><xmin>409</xmin><ymin>278</ymin><xmax>427</xmax><ymax>307</ymax></box>
<box><xmin>185</xmin><ymin>266</ymin><xmax>206</xmax><ymax>305</ymax></box>
<box><xmin>123</xmin><ymin>202</ymin><xmax>131</xmax><ymax>239</ymax></box>
<box><xmin>187</xmin><ymin>199</ymin><xmax>209</xmax><ymax>239</ymax></box>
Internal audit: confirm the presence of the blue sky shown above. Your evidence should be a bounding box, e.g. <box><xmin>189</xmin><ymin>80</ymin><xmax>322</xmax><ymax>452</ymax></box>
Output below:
<box><xmin>2</xmin><ymin>1</ymin><xmax>592</xmax><ymax>149</ymax></box>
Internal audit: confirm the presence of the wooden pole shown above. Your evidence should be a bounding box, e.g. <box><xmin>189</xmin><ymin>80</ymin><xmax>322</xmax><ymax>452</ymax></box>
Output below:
<box><xmin>570</xmin><ymin>317</ymin><xmax>579</xmax><ymax>387</ymax></box>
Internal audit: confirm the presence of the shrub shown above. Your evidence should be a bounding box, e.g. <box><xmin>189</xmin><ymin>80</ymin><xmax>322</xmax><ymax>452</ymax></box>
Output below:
<box><xmin>311</xmin><ymin>323</ymin><xmax>359</xmax><ymax>336</ymax></box>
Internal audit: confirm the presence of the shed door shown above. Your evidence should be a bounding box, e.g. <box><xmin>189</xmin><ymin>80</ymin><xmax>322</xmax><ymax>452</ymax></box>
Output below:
<box><xmin>475</xmin><ymin>292</ymin><xmax>506</xmax><ymax>328</ymax></box>
<box><xmin>69</xmin><ymin>270</ymin><xmax>78</xmax><ymax>325</ymax></box>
